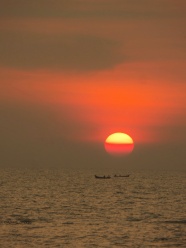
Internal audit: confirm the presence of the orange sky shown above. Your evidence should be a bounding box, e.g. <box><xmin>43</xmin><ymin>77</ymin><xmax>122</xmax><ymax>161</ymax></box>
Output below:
<box><xmin>0</xmin><ymin>0</ymin><xmax>186</xmax><ymax>169</ymax></box>
<box><xmin>1</xmin><ymin>62</ymin><xmax>185</xmax><ymax>145</ymax></box>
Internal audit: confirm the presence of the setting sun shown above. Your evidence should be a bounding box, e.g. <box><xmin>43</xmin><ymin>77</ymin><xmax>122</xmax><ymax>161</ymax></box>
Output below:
<box><xmin>104</xmin><ymin>132</ymin><xmax>134</xmax><ymax>155</ymax></box>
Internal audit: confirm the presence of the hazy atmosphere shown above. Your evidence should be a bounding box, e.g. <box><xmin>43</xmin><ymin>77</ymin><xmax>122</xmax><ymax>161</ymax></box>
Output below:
<box><xmin>1</xmin><ymin>2</ymin><xmax>186</xmax><ymax>247</ymax></box>
<box><xmin>0</xmin><ymin>0</ymin><xmax>186</xmax><ymax>170</ymax></box>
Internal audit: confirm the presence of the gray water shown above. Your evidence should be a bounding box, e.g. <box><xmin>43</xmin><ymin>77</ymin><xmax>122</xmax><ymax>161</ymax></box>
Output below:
<box><xmin>0</xmin><ymin>168</ymin><xmax>186</xmax><ymax>247</ymax></box>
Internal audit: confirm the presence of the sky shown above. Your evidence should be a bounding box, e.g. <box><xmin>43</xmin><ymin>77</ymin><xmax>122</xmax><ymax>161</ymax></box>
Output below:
<box><xmin>0</xmin><ymin>0</ymin><xmax>186</xmax><ymax>170</ymax></box>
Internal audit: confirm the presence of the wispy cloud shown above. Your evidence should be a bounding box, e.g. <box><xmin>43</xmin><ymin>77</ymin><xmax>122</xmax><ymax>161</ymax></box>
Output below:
<box><xmin>0</xmin><ymin>31</ymin><xmax>125</xmax><ymax>71</ymax></box>
<box><xmin>0</xmin><ymin>0</ymin><xmax>185</xmax><ymax>19</ymax></box>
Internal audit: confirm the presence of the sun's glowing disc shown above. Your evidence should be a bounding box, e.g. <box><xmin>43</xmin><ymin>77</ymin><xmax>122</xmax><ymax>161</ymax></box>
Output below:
<box><xmin>104</xmin><ymin>132</ymin><xmax>134</xmax><ymax>155</ymax></box>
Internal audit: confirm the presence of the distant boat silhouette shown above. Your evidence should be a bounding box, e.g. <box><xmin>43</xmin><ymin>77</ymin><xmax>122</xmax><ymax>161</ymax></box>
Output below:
<box><xmin>114</xmin><ymin>174</ymin><xmax>130</xmax><ymax>178</ymax></box>
<box><xmin>95</xmin><ymin>175</ymin><xmax>111</xmax><ymax>179</ymax></box>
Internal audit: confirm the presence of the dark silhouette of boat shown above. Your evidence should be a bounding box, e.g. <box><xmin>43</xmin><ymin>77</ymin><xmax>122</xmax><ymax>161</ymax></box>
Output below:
<box><xmin>114</xmin><ymin>174</ymin><xmax>130</xmax><ymax>178</ymax></box>
<box><xmin>95</xmin><ymin>175</ymin><xmax>111</xmax><ymax>179</ymax></box>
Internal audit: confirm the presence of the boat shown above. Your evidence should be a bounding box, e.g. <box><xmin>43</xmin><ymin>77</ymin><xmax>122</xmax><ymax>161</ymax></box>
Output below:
<box><xmin>95</xmin><ymin>175</ymin><xmax>111</xmax><ymax>179</ymax></box>
<box><xmin>114</xmin><ymin>174</ymin><xmax>130</xmax><ymax>177</ymax></box>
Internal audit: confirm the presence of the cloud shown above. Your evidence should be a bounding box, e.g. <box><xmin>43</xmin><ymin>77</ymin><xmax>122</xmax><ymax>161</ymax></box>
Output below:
<box><xmin>0</xmin><ymin>0</ymin><xmax>185</xmax><ymax>19</ymax></box>
<box><xmin>0</xmin><ymin>31</ymin><xmax>125</xmax><ymax>71</ymax></box>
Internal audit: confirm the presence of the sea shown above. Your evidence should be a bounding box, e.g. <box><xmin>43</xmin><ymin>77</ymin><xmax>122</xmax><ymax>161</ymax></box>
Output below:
<box><xmin>0</xmin><ymin>168</ymin><xmax>186</xmax><ymax>247</ymax></box>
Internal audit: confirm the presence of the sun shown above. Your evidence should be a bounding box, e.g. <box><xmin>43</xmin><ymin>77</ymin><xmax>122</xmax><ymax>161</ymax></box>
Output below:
<box><xmin>104</xmin><ymin>132</ymin><xmax>134</xmax><ymax>156</ymax></box>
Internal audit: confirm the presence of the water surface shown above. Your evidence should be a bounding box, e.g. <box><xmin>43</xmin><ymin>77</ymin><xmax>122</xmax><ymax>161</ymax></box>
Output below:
<box><xmin>0</xmin><ymin>168</ymin><xmax>186</xmax><ymax>247</ymax></box>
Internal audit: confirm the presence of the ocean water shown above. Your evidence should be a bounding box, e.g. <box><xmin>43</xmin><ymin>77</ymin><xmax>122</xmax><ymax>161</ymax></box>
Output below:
<box><xmin>0</xmin><ymin>168</ymin><xmax>186</xmax><ymax>247</ymax></box>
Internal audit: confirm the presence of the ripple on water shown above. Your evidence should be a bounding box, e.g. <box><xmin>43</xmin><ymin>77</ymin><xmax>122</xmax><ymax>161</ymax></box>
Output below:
<box><xmin>0</xmin><ymin>169</ymin><xmax>185</xmax><ymax>247</ymax></box>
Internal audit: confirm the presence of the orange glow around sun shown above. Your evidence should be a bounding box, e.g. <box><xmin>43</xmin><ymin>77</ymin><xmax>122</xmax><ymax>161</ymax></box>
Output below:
<box><xmin>1</xmin><ymin>62</ymin><xmax>186</xmax><ymax>145</ymax></box>
<box><xmin>105</xmin><ymin>132</ymin><xmax>134</xmax><ymax>156</ymax></box>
